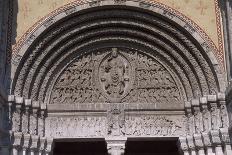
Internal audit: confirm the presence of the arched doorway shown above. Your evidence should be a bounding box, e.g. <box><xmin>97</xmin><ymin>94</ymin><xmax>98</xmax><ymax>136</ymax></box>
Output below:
<box><xmin>9</xmin><ymin>1</ymin><xmax>229</xmax><ymax>155</ymax></box>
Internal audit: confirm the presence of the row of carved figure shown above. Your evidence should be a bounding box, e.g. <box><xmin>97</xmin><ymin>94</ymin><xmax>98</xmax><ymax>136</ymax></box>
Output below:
<box><xmin>179</xmin><ymin>129</ymin><xmax>232</xmax><ymax>155</ymax></box>
<box><xmin>8</xmin><ymin>95</ymin><xmax>46</xmax><ymax>137</ymax></box>
<box><xmin>45</xmin><ymin>115</ymin><xmax>186</xmax><ymax>138</ymax></box>
<box><xmin>185</xmin><ymin>94</ymin><xmax>229</xmax><ymax>135</ymax></box>
<box><xmin>8</xmin><ymin>132</ymin><xmax>52</xmax><ymax>155</ymax></box>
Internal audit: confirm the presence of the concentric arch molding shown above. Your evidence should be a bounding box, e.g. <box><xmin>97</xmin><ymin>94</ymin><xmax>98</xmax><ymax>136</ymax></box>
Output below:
<box><xmin>11</xmin><ymin>0</ymin><xmax>224</xmax><ymax>71</ymax></box>
<box><xmin>11</xmin><ymin>1</ymin><xmax>226</xmax><ymax>104</ymax></box>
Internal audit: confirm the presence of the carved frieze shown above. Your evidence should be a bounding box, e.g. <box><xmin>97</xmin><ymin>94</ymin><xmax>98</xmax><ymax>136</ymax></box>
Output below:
<box><xmin>50</xmin><ymin>48</ymin><xmax>183</xmax><ymax>107</ymax></box>
<box><xmin>45</xmin><ymin>116</ymin><xmax>107</xmax><ymax>138</ymax></box>
<box><xmin>124</xmin><ymin>115</ymin><xmax>187</xmax><ymax>136</ymax></box>
<box><xmin>45</xmin><ymin>114</ymin><xmax>187</xmax><ymax>138</ymax></box>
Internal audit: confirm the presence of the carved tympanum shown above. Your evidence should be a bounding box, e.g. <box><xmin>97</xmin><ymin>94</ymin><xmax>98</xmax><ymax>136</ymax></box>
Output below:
<box><xmin>50</xmin><ymin>48</ymin><xmax>182</xmax><ymax>105</ymax></box>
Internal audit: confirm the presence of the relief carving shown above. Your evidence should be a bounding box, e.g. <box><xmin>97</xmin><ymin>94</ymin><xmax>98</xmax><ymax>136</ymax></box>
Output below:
<box><xmin>107</xmin><ymin>104</ymin><xmax>125</xmax><ymax>136</ymax></box>
<box><xmin>124</xmin><ymin>115</ymin><xmax>186</xmax><ymax>136</ymax></box>
<box><xmin>45</xmin><ymin>116</ymin><xmax>107</xmax><ymax>138</ymax></box>
<box><xmin>99</xmin><ymin>48</ymin><xmax>130</xmax><ymax>102</ymax></box>
<box><xmin>50</xmin><ymin>48</ymin><xmax>182</xmax><ymax>106</ymax></box>
<box><xmin>45</xmin><ymin>115</ymin><xmax>187</xmax><ymax>138</ymax></box>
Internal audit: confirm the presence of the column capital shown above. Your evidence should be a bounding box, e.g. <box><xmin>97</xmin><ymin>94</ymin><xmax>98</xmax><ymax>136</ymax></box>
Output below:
<box><xmin>45</xmin><ymin>138</ymin><xmax>53</xmax><ymax>154</ymax></box>
<box><xmin>210</xmin><ymin>130</ymin><xmax>222</xmax><ymax>146</ymax></box>
<box><xmin>179</xmin><ymin>137</ymin><xmax>189</xmax><ymax>152</ymax></box>
<box><xmin>30</xmin><ymin>135</ymin><xmax>39</xmax><ymax>151</ymax></box>
<box><xmin>39</xmin><ymin>137</ymin><xmax>46</xmax><ymax>152</ymax></box>
<box><xmin>220</xmin><ymin>128</ymin><xmax>231</xmax><ymax>145</ymax></box>
<box><xmin>106</xmin><ymin>137</ymin><xmax>127</xmax><ymax>155</ymax></box>
<box><xmin>11</xmin><ymin>132</ymin><xmax>23</xmax><ymax>148</ymax></box>
<box><xmin>22</xmin><ymin>134</ymin><xmax>31</xmax><ymax>150</ymax></box>
<box><xmin>193</xmin><ymin>134</ymin><xmax>204</xmax><ymax>150</ymax></box>
<box><xmin>202</xmin><ymin>132</ymin><xmax>212</xmax><ymax>147</ymax></box>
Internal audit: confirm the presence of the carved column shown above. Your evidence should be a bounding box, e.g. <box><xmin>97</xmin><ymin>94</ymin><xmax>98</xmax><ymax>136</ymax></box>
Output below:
<box><xmin>187</xmin><ymin>135</ymin><xmax>197</xmax><ymax>155</ymax></box>
<box><xmin>200</xmin><ymin>97</ymin><xmax>211</xmax><ymax>132</ymax></box>
<box><xmin>21</xmin><ymin>134</ymin><xmax>30</xmax><ymax>155</ymax></box>
<box><xmin>29</xmin><ymin>135</ymin><xmax>39</xmax><ymax>155</ymax></box>
<box><xmin>22</xmin><ymin>99</ymin><xmax>31</xmax><ymax>134</ymax></box>
<box><xmin>13</xmin><ymin>97</ymin><xmax>24</xmax><ymax>132</ymax></box>
<box><xmin>106</xmin><ymin>138</ymin><xmax>126</xmax><ymax>155</ymax></box>
<box><xmin>8</xmin><ymin>95</ymin><xmax>14</xmax><ymax>128</ymax></box>
<box><xmin>185</xmin><ymin>101</ymin><xmax>195</xmax><ymax>135</ymax></box>
<box><xmin>220</xmin><ymin>128</ymin><xmax>232</xmax><ymax>155</ymax></box>
<box><xmin>202</xmin><ymin>132</ymin><xmax>215</xmax><ymax>155</ymax></box>
<box><xmin>217</xmin><ymin>93</ymin><xmax>229</xmax><ymax>128</ymax></box>
<box><xmin>210</xmin><ymin>130</ymin><xmax>223</xmax><ymax>155</ymax></box>
<box><xmin>44</xmin><ymin>139</ymin><xmax>53</xmax><ymax>155</ymax></box>
<box><xmin>194</xmin><ymin>134</ymin><xmax>205</xmax><ymax>155</ymax></box>
<box><xmin>38</xmin><ymin>137</ymin><xmax>46</xmax><ymax>155</ymax></box>
<box><xmin>207</xmin><ymin>95</ymin><xmax>220</xmax><ymax>130</ymax></box>
<box><xmin>29</xmin><ymin>101</ymin><xmax>39</xmax><ymax>135</ymax></box>
<box><xmin>179</xmin><ymin>137</ymin><xmax>190</xmax><ymax>155</ymax></box>
<box><xmin>10</xmin><ymin>132</ymin><xmax>23</xmax><ymax>155</ymax></box>
<box><xmin>38</xmin><ymin>103</ymin><xmax>46</xmax><ymax>137</ymax></box>
<box><xmin>192</xmin><ymin>98</ymin><xmax>203</xmax><ymax>133</ymax></box>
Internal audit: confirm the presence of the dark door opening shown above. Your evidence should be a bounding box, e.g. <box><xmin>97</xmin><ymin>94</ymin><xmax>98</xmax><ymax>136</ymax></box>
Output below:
<box><xmin>52</xmin><ymin>138</ymin><xmax>108</xmax><ymax>155</ymax></box>
<box><xmin>125</xmin><ymin>138</ymin><xmax>182</xmax><ymax>155</ymax></box>
<box><xmin>52</xmin><ymin>138</ymin><xmax>182</xmax><ymax>155</ymax></box>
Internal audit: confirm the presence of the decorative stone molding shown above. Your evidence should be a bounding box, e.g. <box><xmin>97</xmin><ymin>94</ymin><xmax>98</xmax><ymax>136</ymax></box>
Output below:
<box><xmin>5</xmin><ymin>2</ymin><xmax>231</xmax><ymax>154</ymax></box>
<box><xmin>11</xmin><ymin>1</ymin><xmax>223</xmax><ymax>106</ymax></box>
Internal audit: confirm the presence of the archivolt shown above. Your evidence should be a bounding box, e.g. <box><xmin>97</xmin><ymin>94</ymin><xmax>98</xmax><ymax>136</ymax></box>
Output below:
<box><xmin>11</xmin><ymin>4</ymin><xmax>223</xmax><ymax>105</ymax></box>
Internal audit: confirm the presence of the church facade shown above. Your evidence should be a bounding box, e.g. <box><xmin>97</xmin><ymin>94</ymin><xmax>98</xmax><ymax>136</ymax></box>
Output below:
<box><xmin>0</xmin><ymin>0</ymin><xmax>232</xmax><ymax>154</ymax></box>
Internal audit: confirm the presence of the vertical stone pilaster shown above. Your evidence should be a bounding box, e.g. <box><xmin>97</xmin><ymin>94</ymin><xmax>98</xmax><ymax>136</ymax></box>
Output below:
<box><xmin>106</xmin><ymin>138</ymin><xmax>126</xmax><ymax>155</ymax></box>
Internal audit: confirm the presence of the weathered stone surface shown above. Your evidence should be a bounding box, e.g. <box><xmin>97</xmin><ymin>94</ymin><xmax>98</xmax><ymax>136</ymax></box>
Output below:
<box><xmin>50</xmin><ymin>47</ymin><xmax>183</xmax><ymax>109</ymax></box>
